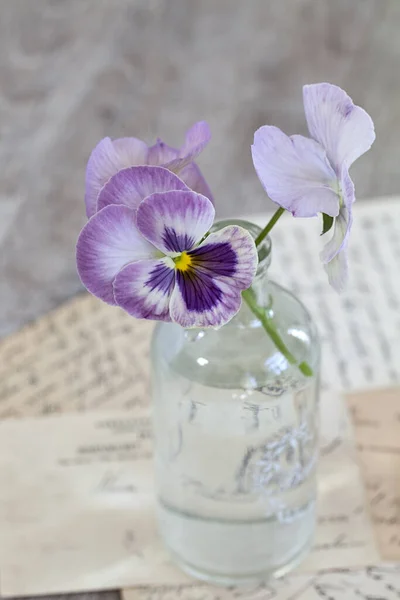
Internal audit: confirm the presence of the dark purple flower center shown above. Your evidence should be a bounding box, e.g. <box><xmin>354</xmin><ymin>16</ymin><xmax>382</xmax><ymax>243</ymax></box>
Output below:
<box><xmin>176</xmin><ymin>270</ymin><xmax>222</xmax><ymax>312</ymax></box>
<box><xmin>177</xmin><ymin>242</ymin><xmax>237</xmax><ymax>312</ymax></box>
<box><xmin>189</xmin><ymin>242</ymin><xmax>237</xmax><ymax>276</ymax></box>
<box><xmin>162</xmin><ymin>227</ymin><xmax>195</xmax><ymax>253</ymax></box>
<box><xmin>145</xmin><ymin>262</ymin><xmax>175</xmax><ymax>294</ymax></box>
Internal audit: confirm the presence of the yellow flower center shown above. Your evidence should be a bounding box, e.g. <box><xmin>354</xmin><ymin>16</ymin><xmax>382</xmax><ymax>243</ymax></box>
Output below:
<box><xmin>174</xmin><ymin>251</ymin><xmax>192</xmax><ymax>271</ymax></box>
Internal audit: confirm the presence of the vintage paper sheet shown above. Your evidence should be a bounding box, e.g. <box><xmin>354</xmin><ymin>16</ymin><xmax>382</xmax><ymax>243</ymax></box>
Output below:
<box><xmin>347</xmin><ymin>387</ymin><xmax>400</xmax><ymax>560</ymax></box>
<box><xmin>0</xmin><ymin>409</ymin><xmax>177</xmax><ymax>597</ymax></box>
<box><xmin>0</xmin><ymin>392</ymin><xmax>378</xmax><ymax>597</ymax></box>
<box><xmin>299</xmin><ymin>390</ymin><xmax>378</xmax><ymax>571</ymax></box>
<box><xmin>0</xmin><ymin>294</ymin><xmax>154</xmax><ymax>419</ymax></box>
<box><xmin>262</xmin><ymin>196</ymin><xmax>400</xmax><ymax>392</ymax></box>
<box><xmin>123</xmin><ymin>564</ymin><xmax>400</xmax><ymax>600</ymax></box>
<box><xmin>122</xmin><ymin>388</ymin><xmax>400</xmax><ymax>600</ymax></box>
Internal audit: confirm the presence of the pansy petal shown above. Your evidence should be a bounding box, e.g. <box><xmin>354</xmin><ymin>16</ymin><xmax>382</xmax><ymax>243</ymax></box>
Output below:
<box><xmin>303</xmin><ymin>83</ymin><xmax>375</xmax><ymax>172</ymax></box>
<box><xmin>112</xmin><ymin>137</ymin><xmax>149</xmax><ymax>165</ymax></box>
<box><xmin>320</xmin><ymin>167</ymin><xmax>355</xmax><ymax>264</ymax></box>
<box><xmin>169</xmin><ymin>225</ymin><xmax>258</xmax><ymax>328</ymax></box>
<box><xmin>165</xmin><ymin>121</ymin><xmax>211</xmax><ymax>173</ymax></box>
<box><xmin>136</xmin><ymin>190</ymin><xmax>215</xmax><ymax>254</ymax></box>
<box><xmin>193</xmin><ymin>225</ymin><xmax>258</xmax><ymax>289</ymax></box>
<box><xmin>76</xmin><ymin>205</ymin><xmax>157</xmax><ymax>304</ymax></box>
<box><xmin>147</xmin><ymin>140</ymin><xmax>179</xmax><ymax>165</ymax></box>
<box><xmin>85</xmin><ymin>137</ymin><xmax>148</xmax><ymax>218</ymax></box>
<box><xmin>179</xmin><ymin>162</ymin><xmax>214</xmax><ymax>203</ymax></box>
<box><xmin>97</xmin><ymin>166</ymin><xmax>190</xmax><ymax>211</ymax></box>
<box><xmin>252</xmin><ymin>127</ymin><xmax>340</xmax><ymax>218</ymax></box>
<box><xmin>321</xmin><ymin>168</ymin><xmax>354</xmax><ymax>292</ymax></box>
<box><xmin>181</xmin><ymin>121</ymin><xmax>211</xmax><ymax>160</ymax></box>
<box><xmin>320</xmin><ymin>206</ymin><xmax>351</xmax><ymax>266</ymax></box>
<box><xmin>114</xmin><ymin>258</ymin><xmax>175</xmax><ymax>321</ymax></box>
<box><xmin>324</xmin><ymin>245</ymin><xmax>349</xmax><ymax>293</ymax></box>
<box><xmin>170</xmin><ymin>273</ymin><xmax>241</xmax><ymax>328</ymax></box>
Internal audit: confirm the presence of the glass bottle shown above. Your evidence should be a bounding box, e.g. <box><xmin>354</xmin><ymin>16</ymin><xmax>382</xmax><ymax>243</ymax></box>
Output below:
<box><xmin>151</xmin><ymin>220</ymin><xmax>320</xmax><ymax>585</ymax></box>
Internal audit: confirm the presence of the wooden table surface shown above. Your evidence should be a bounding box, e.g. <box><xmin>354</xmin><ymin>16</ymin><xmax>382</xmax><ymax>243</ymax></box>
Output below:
<box><xmin>1</xmin><ymin>1</ymin><xmax>400</xmax><ymax>598</ymax></box>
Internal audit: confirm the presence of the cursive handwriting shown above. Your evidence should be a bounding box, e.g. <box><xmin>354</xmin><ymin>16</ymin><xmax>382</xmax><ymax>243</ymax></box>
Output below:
<box><xmin>96</xmin><ymin>470</ymin><xmax>137</xmax><ymax>495</ymax></box>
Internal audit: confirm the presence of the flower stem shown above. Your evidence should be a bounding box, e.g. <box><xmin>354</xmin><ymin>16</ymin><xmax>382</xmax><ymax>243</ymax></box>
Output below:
<box><xmin>255</xmin><ymin>207</ymin><xmax>285</xmax><ymax>246</ymax></box>
<box><xmin>242</xmin><ymin>288</ymin><xmax>313</xmax><ymax>377</ymax></box>
<box><xmin>242</xmin><ymin>206</ymin><xmax>314</xmax><ymax>377</ymax></box>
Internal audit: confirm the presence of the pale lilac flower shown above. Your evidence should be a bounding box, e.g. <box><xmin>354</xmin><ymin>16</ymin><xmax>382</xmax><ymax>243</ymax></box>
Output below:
<box><xmin>85</xmin><ymin>121</ymin><xmax>213</xmax><ymax>218</ymax></box>
<box><xmin>77</xmin><ymin>167</ymin><xmax>257</xmax><ymax>328</ymax></box>
<box><xmin>251</xmin><ymin>83</ymin><xmax>375</xmax><ymax>291</ymax></box>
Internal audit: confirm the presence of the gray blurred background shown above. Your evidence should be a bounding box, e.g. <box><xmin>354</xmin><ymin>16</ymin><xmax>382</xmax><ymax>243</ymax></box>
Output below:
<box><xmin>0</xmin><ymin>0</ymin><xmax>398</xmax><ymax>335</ymax></box>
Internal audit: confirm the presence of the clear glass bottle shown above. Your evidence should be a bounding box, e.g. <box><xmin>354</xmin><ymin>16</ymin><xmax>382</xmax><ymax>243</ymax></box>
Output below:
<box><xmin>151</xmin><ymin>220</ymin><xmax>320</xmax><ymax>586</ymax></box>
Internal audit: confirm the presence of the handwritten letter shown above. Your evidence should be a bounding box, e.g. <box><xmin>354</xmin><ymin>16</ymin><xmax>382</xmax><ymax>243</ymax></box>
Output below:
<box><xmin>347</xmin><ymin>387</ymin><xmax>400</xmax><ymax>560</ymax></box>
<box><xmin>0</xmin><ymin>392</ymin><xmax>378</xmax><ymax>596</ymax></box>
<box><xmin>0</xmin><ymin>296</ymin><xmax>153</xmax><ymax>419</ymax></box>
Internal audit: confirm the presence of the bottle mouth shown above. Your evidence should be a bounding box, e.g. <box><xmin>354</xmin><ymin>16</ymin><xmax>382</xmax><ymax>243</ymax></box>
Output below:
<box><xmin>210</xmin><ymin>219</ymin><xmax>271</xmax><ymax>273</ymax></box>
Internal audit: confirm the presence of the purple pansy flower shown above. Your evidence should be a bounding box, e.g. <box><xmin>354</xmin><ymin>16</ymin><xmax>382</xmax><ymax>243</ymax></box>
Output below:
<box><xmin>77</xmin><ymin>166</ymin><xmax>257</xmax><ymax>328</ymax></box>
<box><xmin>85</xmin><ymin>121</ymin><xmax>213</xmax><ymax>218</ymax></box>
<box><xmin>251</xmin><ymin>83</ymin><xmax>375</xmax><ymax>291</ymax></box>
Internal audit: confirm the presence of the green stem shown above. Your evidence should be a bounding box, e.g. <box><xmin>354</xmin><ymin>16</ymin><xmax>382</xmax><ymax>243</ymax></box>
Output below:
<box><xmin>241</xmin><ymin>206</ymin><xmax>314</xmax><ymax>377</ymax></box>
<box><xmin>242</xmin><ymin>289</ymin><xmax>313</xmax><ymax>377</ymax></box>
<box><xmin>255</xmin><ymin>206</ymin><xmax>285</xmax><ymax>246</ymax></box>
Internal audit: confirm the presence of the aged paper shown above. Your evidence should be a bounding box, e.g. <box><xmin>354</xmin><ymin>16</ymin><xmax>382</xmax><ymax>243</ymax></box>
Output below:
<box><xmin>0</xmin><ymin>410</ymin><xmax>187</xmax><ymax>597</ymax></box>
<box><xmin>298</xmin><ymin>390</ymin><xmax>378</xmax><ymax>571</ymax></box>
<box><xmin>263</xmin><ymin>197</ymin><xmax>400</xmax><ymax>392</ymax></box>
<box><xmin>347</xmin><ymin>387</ymin><xmax>400</xmax><ymax>560</ymax></box>
<box><xmin>0</xmin><ymin>294</ymin><xmax>153</xmax><ymax>419</ymax></box>
<box><xmin>0</xmin><ymin>392</ymin><xmax>378</xmax><ymax>597</ymax></box>
<box><xmin>124</xmin><ymin>564</ymin><xmax>400</xmax><ymax>600</ymax></box>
